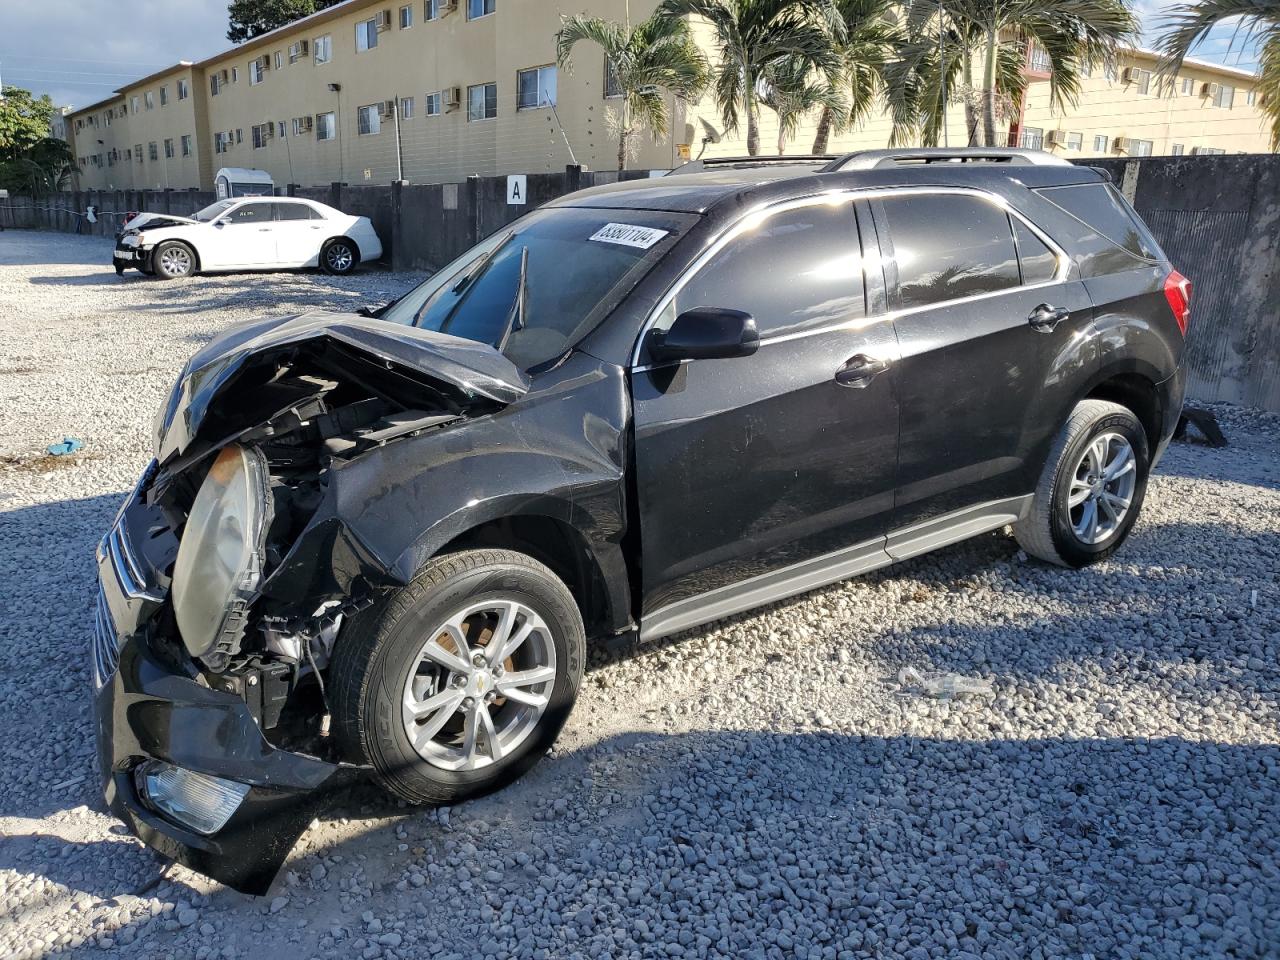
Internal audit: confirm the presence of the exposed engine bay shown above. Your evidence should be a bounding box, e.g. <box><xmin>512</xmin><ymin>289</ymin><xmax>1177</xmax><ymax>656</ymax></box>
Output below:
<box><xmin>138</xmin><ymin>312</ymin><xmax>527</xmax><ymax>757</ymax></box>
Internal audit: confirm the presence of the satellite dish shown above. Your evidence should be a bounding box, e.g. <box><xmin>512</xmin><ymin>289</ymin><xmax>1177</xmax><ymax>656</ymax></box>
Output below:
<box><xmin>695</xmin><ymin>119</ymin><xmax>723</xmax><ymax>160</ymax></box>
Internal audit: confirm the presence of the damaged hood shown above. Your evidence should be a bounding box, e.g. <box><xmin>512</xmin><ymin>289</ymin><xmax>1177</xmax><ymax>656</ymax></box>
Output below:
<box><xmin>123</xmin><ymin>211</ymin><xmax>199</xmax><ymax>231</ymax></box>
<box><xmin>154</xmin><ymin>311</ymin><xmax>529</xmax><ymax>463</ymax></box>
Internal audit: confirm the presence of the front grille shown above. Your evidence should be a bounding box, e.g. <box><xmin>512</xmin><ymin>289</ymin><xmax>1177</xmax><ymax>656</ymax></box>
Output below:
<box><xmin>93</xmin><ymin>581</ymin><xmax>119</xmax><ymax>688</ymax></box>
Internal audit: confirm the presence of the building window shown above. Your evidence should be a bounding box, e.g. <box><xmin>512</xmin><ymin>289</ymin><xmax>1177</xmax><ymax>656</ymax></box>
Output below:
<box><xmin>1171</xmin><ymin>143</ymin><xmax>1185</xmax><ymax>156</ymax></box>
<box><xmin>317</xmin><ymin>111</ymin><xmax>336</xmax><ymax>140</ymax></box>
<box><xmin>131</xmin><ymin>95</ymin><xmax>140</xmax><ymax>113</ymax></box>
<box><xmin>278</xmin><ymin>120</ymin><xmax>287</xmax><ymax>138</ymax></box>
<box><xmin>1028</xmin><ymin>44</ymin><xmax>1051</xmax><ymax>73</ymax></box>
<box><xmin>517</xmin><ymin>65</ymin><xmax>557</xmax><ymax>109</ymax></box>
<box><xmin>252</xmin><ymin>123</ymin><xmax>272</xmax><ymax>148</ymax></box>
<box><xmin>1128</xmin><ymin>68</ymin><xmax>1151</xmax><ymax>95</ymax></box>
<box><xmin>399</xmin><ymin>4</ymin><xmax>412</xmax><ymax>27</ymax></box>
<box><xmin>104</xmin><ymin>111</ymin><xmax>112</xmax><ymax>127</ymax></box>
<box><xmin>214</xmin><ymin>132</ymin><xmax>227</xmax><ymax>154</ymax></box>
<box><xmin>145</xmin><ymin>91</ymin><xmax>155</xmax><ymax>110</ymax></box>
<box><xmin>148</xmin><ymin>141</ymin><xmax>158</xmax><ymax>161</ymax></box>
<box><xmin>274</xmin><ymin>51</ymin><xmax>283</xmax><ymax>70</ymax></box>
<box><xmin>604</xmin><ymin>58</ymin><xmax>622</xmax><ymax>98</ymax></box>
<box><xmin>356</xmin><ymin>18</ymin><xmax>379</xmax><ymax>51</ymax></box>
<box><xmin>358</xmin><ymin>104</ymin><xmax>382</xmax><ymax>135</ymax></box>
<box><xmin>1246</xmin><ymin>89</ymin><xmax>1256</xmax><ymax>106</ymax></box>
<box><xmin>178</xmin><ymin>78</ymin><xmax>189</xmax><ymax>99</ymax></box>
<box><xmin>159</xmin><ymin>85</ymin><xmax>169</xmax><ymax>106</ymax></box>
<box><xmin>424</xmin><ymin>0</ymin><xmax>439</xmax><ymax>20</ymax></box>
<box><xmin>1214</xmin><ymin>84</ymin><xmax>1234</xmax><ymax>108</ymax></box>
<box><xmin>468</xmin><ymin>82</ymin><xmax>497</xmax><ymax>121</ymax></box>
<box><xmin>1131</xmin><ymin>139</ymin><xmax>1153</xmax><ymax>156</ymax></box>
<box><xmin>1192</xmin><ymin>146</ymin><xmax>1226</xmax><ymax>155</ymax></box>
<box><xmin>425</xmin><ymin>91</ymin><xmax>442</xmax><ymax>115</ymax></box>
<box><xmin>235</xmin><ymin>128</ymin><xmax>242</xmax><ymax>143</ymax></box>
<box><xmin>250</xmin><ymin>59</ymin><xmax>266</xmax><ymax>85</ymax></box>
<box><xmin>468</xmin><ymin>0</ymin><xmax>495</xmax><ymax>19</ymax></box>
<box><xmin>1066</xmin><ymin>131</ymin><xmax>1082</xmax><ymax>150</ymax></box>
<box><xmin>211</xmin><ymin>74</ymin><xmax>222</xmax><ymax>96</ymax></box>
<box><xmin>1019</xmin><ymin>126</ymin><xmax>1044</xmax><ymax>150</ymax></box>
<box><xmin>315</xmin><ymin>34</ymin><xmax>332</xmax><ymax>63</ymax></box>
<box><xmin>181</xmin><ymin>134</ymin><xmax>193</xmax><ymax>156</ymax></box>
<box><xmin>163</xmin><ymin>138</ymin><xmax>174</xmax><ymax>158</ymax></box>
<box><xmin>1093</xmin><ymin>134</ymin><xmax>1109</xmax><ymax>152</ymax></box>
<box><xmin>1180</xmin><ymin>77</ymin><xmax>1193</xmax><ymax>95</ymax></box>
<box><xmin>400</xmin><ymin>96</ymin><xmax>414</xmax><ymax>119</ymax></box>
<box><xmin>232</xmin><ymin>66</ymin><xmax>239</xmax><ymax>83</ymax></box>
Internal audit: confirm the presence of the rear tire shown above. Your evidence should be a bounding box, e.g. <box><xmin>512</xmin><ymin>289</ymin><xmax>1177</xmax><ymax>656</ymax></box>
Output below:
<box><xmin>329</xmin><ymin>549</ymin><xmax>585</xmax><ymax>805</ymax></box>
<box><xmin>321</xmin><ymin>238</ymin><xmax>358</xmax><ymax>275</ymax></box>
<box><xmin>152</xmin><ymin>241</ymin><xmax>195</xmax><ymax>279</ymax></box>
<box><xmin>1015</xmin><ymin>399</ymin><xmax>1149</xmax><ymax>568</ymax></box>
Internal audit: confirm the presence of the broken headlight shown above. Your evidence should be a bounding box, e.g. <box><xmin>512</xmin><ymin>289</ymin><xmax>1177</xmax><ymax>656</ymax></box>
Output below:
<box><xmin>171</xmin><ymin>444</ymin><xmax>272</xmax><ymax>666</ymax></box>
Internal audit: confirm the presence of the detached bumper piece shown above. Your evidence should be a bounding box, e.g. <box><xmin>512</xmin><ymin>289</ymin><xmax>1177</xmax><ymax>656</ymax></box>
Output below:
<box><xmin>94</xmin><ymin>489</ymin><xmax>362</xmax><ymax>895</ymax></box>
<box><xmin>95</xmin><ymin>634</ymin><xmax>359</xmax><ymax>895</ymax></box>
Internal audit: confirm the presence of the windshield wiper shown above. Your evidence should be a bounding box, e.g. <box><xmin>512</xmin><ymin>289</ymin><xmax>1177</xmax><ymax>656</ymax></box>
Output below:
<box><xmin>495</xmin><ymin>245</ymin><xmax>529</xmax><ymax>353</ymax></box>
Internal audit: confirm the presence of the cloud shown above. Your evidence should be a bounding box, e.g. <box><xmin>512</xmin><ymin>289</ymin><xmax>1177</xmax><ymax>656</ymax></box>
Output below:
<box><xmin>1</xmin><ymin>0</ymin><xmax>229</xmax><ymax>108</ymax></box>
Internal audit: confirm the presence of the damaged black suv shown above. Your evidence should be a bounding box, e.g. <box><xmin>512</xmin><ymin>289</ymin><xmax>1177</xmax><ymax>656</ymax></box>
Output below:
<box><xmin>95</xmin><ymin>149</ymin><xmax>1189</xmax><ymax>893</ymax></box>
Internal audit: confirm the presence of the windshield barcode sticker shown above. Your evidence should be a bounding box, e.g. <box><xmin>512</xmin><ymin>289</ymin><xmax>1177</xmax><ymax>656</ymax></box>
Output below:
<box><xmin>589</xmin><ymin>223</ymin><xmax>669</xmax><ymax>249</ymax></box>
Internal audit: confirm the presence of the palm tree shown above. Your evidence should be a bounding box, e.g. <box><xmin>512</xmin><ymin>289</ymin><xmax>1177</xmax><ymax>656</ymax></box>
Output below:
<box><xmin>884</xmin><ymin>14</ymin><xmax>1029</xmax><ymax>146</ymax></box>
<box><xmin>659</xmin><ymin>0</ymin><xmax>846</xmax><ymax>156</ymax></box>
<box><xmin>759</xmin><ymin>56</ymin><xmax>848</xmax><ymax>153</ymax></box>
<box><xmin>811</xmin><ymin>0</ymin><xmax>906</xmax><ymax>153</ymax></box>
<box><xmin>896</xmin><ymin>0</ymin><xmax>1135</xmax><ymax>147</ymax></box>
<box><xmin>556</xmin><ymin>12</ymin><xmax>709</xmax><ymax>170</ymax></box>
<box><xmin>1155</xmin><ymin>0</ymin><xmax>1280</xmax><ymax>148</ymax></box>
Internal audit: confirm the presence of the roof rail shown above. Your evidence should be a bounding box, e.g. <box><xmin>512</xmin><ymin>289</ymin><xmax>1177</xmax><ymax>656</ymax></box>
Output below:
<box><xmin>823</xmin><ymin>148</ymin><xmax>1073</xmax><ymax>171</ymax></box>
<box><xmin>667</xmin><ymin>155</ymin><xmax>834</xmax><ymax>176</ymax></box>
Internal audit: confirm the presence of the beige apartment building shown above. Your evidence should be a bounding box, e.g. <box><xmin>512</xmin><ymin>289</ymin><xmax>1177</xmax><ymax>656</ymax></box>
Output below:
<box><xmin>65</xmin><ymin>0</ymin><xmax>1275</xmax><ymax>194</ymax></box>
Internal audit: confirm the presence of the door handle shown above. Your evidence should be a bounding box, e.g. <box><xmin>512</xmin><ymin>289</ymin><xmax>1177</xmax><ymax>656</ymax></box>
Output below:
<box><xmin>835</xmin><ymin>354</ymin><xmax>889</xmax><ymax>388</ymax></box>
<box><xmin>258</xmin><ymin>228</ymin><xmax>272</xmax><ymax>232</ymax></box>
<box><xmin>1028</xmin><ymin>303</ymin><xmax>1071</xmax><ymax>332</ymax></box>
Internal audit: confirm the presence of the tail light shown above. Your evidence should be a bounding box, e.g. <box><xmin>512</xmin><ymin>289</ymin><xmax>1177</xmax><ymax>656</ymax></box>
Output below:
<box><xmin>1164</xmin><ymin>270</ymin><xmax>1191</xmax><ymax>336</ymax></box>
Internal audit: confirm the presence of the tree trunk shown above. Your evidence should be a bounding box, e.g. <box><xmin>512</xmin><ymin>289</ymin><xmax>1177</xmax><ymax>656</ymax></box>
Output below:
<box><xmin>812</xmin><ymin>105</ymin><xmax>833</xmax><ymax>154</ymax></box>
<box><xmin>747</xmin><ymin>106</ymin><xmax>760</xmax><ymax>156</ymax></box>
<box><xmin>617</xmin><ymin>101</ymin><xmax>629</xmax><ymax>170</ymax></box>
<box><xmin>982</xmin><ymin>27</ymin><xmax>999</xmax><ymax>147</ymax></box>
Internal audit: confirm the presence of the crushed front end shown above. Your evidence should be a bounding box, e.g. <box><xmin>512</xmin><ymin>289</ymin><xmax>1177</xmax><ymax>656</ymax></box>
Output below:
<box><xmin>92</xmin><ymin>312</ymin><xmax>527</xmax><ymax>893</ymax></box>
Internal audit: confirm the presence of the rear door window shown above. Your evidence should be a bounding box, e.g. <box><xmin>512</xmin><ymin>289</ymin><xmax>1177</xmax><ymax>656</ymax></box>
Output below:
<box><xmin>1035</xmin><ymin>183</ymin><xmax>1162</xmax><ymax>260</ymax></box>
<box><xmin>878</xmin><ymin>193</ymin><xmax>1020</xmax><ymax>310</ymax></box>
<box><xmin>662</xmin><ymin>201</ymin><xmax>865</xmax><ymax>339</ymax></box>
<box><xmin>274</xmin><ymin>202</ymin><xmax>317</xmax><ymax>220</ymax></box>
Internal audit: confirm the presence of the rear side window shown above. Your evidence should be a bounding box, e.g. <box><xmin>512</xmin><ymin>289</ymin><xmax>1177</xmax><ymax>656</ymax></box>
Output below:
<box><xmin>1035</xmin><ymin>183</ymin><xmax>1162</xmax><ymax>261</ymax></box>
<box><xmin>274</xmin><ymin>202</ymin><xmax>319</xmax><ymax>220</ymax></box>
<box><xmin>665</xmin><ymin>202</ymin><xmax>865</xmax><ymax>339</ymax></box>
<box><xmin>1012</xmin><ymin>219</ymin><xmax>1059</xmax><ymax>283</ymax></box>
<box><xmin>878</xmin><ymin>194</ymin><xmax>1020</xmax><ymax>310</ymax></box>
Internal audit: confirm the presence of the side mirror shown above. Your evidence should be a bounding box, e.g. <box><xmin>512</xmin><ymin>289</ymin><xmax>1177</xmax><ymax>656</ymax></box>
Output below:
<box><xmin>649</xmin><ymin>307</ymin><xmax>759</xmax><ymax>363</ymax></box>
<box><xmin>215</xmin><ymin>216</ymin><xmax>232</xmax><ymax>226</ymax></box>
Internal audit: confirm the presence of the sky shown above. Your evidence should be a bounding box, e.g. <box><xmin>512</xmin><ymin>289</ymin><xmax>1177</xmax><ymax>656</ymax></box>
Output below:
<box><xmin>0</xmin><ymin>0</ymin><xmax>1265</xmax><ymax>111</ymax></box>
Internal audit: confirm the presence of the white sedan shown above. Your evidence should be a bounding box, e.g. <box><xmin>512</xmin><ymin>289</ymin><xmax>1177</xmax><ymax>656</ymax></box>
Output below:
<box><xmin>112</xmin><ymin>197</ymin><xmax>383</xmax><ymax>279</ymax></box>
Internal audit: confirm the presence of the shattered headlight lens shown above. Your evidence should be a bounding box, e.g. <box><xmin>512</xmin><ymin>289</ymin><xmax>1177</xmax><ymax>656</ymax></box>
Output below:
<box><xmin>137</xmin><ymin>761</ymin><xmax>250</xmax><ymax>835</ymax></box>
<box><xmin>171</xmin><ymin>444</ymin><xmax>272</xmax><ymax>663</ymax></box>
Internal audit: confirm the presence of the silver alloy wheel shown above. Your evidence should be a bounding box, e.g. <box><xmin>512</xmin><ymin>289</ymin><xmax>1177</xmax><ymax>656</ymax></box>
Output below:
<box><xmin>1067</xmin><ymin>431</ymin><xmax>1137</xmax><ymax>545</ymax></box>
<box><xmin>159</xmin><ymin>245</ymin><xmax>191</xmax><ymax>275</ymax></box>
<box><xmin>401</xmin><ymin>599</ymin><xmax>557</xmax><ymax>771</ymax></box>
<box><xmin>325</xmin><ymin>243</ymin><xmax>354</xmax><ymax>272</ymax></box>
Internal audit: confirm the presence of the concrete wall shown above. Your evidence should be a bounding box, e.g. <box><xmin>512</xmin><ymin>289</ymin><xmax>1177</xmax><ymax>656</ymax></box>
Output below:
<box><xmin>1088</xmin><ymin>155</ymin><xmax>1280</xmax><ymax>412</ymax></box>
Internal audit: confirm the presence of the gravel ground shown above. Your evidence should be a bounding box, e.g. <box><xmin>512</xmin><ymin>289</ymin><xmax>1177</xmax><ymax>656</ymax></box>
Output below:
<box><xmin>1</xmin><ymin>229</ymin><xmax>1278</xmax><ymax>960</ymax></box>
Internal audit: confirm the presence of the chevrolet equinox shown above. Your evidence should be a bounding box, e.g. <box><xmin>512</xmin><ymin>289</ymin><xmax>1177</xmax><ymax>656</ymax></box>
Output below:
<box><xmin>93</xmin><ymin>148</ymin><xmax>1189</xmax><ymax>892</ymax></box>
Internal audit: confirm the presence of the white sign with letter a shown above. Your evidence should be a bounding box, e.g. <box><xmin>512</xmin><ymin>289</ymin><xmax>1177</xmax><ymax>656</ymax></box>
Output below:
<box><xmin>507</xmin><ymin>174</ymin><xmax>527</xmax><ymax>205</ymax></box>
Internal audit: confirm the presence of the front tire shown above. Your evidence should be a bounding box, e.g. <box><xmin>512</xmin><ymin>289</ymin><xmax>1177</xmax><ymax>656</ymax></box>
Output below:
<box><xmin>321</xmin><ymin>238</ymin><xmax>358</xmax><ymax>275</ymax></box>
<box><xmin>152</xmin><ymin>241</ymin><xmax>195</xmax><ymax>279</ymax></box>
<box><xmin>329</xmin><ymin>549</ymin><xmax>585</xmax><ymax>805</ymax></box>
<box><xmin>1015</xmin><ymin>399</ymin><xmax>1150</xmax><ymax>568</ymax></box>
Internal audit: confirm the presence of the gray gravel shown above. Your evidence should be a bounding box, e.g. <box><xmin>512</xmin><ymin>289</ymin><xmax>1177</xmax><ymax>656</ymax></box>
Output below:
<box><xmin>2</xmin><ymin>229</ymin><xmax>1278</xmax><ymax>959</ymax></box>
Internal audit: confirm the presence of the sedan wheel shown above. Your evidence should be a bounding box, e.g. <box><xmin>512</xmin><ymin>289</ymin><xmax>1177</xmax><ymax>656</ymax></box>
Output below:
<box><xmin>153</xmin><ymin>241</ymin><xmax>194</xmax><ymax>279</ymax></box>
<box><xmin>321</xmin><ymin>239</ymin><xmax>356</xmax><ymax>275</ymax></box>
<box><xmin>1066</xmin><ymin>432</ymin><xmax>1137</xmax><ymax>545</ymax></box>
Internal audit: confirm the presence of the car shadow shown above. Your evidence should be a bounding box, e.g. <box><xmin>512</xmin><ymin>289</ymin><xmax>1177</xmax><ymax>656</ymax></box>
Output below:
<box><xmin>9</xmin><ymin>730</ymin><xmax>1277</xmax><ymax>957</ymax></box>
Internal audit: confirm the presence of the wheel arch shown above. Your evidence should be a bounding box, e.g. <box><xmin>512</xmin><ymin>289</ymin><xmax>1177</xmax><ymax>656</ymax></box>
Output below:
<box><xmin>153</xmin><ymin>236</ymin><xmax>201</xmax><ymax>273</ymax></box>
<box><xmin>323</xmin><ymin>235</ymin><xmax>362</xmax><ymax>264</ymax></box>
<box><xmin>1082</xmin><ymin>366</ymin><xmax>1163</xmax><ymax>454</ymax></box>
<box><xmin>432</xmin><ymin>511</ymin><xmax>620</xmax><ymax>643</ymax></box>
